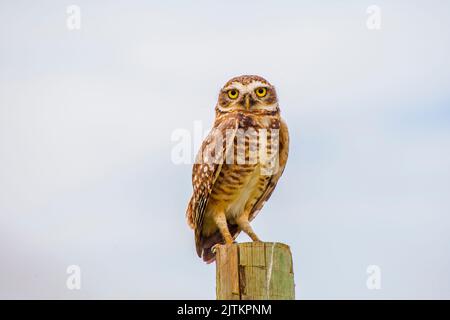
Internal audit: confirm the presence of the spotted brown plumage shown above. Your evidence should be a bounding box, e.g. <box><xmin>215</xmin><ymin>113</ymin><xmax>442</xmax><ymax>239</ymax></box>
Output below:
<box><xmin>186</xmin><ymin>75</ymin><xmax>290</xmax><ymax>263</ymax></box>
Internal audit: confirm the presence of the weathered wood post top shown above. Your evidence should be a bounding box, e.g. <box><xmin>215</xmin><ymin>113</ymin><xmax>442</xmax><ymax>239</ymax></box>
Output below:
<box><xmin>215</xmin><ymin>242</ymin><xmax>295</xmax><ymax>300</ymax></box>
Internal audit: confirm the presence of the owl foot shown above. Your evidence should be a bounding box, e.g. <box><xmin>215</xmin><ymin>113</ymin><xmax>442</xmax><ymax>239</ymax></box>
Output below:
<box><xmin>211</xmin><ymin>241</ymin><xmax>238</xmax><ymax>254</ymax></box>
<box><xmin>211</xmin><ymin>244</ymin><xmax>221</xmax><ymax>254</ymax></box>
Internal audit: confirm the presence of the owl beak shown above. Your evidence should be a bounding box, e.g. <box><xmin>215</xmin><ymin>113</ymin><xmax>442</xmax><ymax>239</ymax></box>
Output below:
<box><xmin>244</xmin><ymin>94</ymin><xmax>251</xmax><ymax>110</ymax></box>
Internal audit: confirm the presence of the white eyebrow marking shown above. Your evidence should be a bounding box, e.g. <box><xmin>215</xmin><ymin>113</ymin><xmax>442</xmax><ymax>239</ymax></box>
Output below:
<box><xmin>223</xmin><ymin>81</ymin><xmax>270</xmax><ymax>94</ymax></box>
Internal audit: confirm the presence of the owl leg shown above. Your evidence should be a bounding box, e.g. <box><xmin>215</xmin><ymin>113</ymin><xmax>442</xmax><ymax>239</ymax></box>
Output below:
<box><xmin>236</xmin><ymin>215</ymin><xmax>261</xmax><ymax>242</ymax></box>
<box><xmin>213</xmin><ymin>212</ymin><xmax>233</xmax><ymax>245</ymax></box>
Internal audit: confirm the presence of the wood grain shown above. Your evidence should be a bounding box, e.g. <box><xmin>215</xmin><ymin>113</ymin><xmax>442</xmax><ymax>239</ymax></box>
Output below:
<box><xmin>216</xmin><ymin>242</ymin><xmax>295</xmax><ymax>300</ymax></box>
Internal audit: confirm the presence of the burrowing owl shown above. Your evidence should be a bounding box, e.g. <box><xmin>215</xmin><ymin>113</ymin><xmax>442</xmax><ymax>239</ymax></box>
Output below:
<box><xmin>186</xmin><ymin>75</ymin><xmax>289</xmax><ymax>263</ymax></box>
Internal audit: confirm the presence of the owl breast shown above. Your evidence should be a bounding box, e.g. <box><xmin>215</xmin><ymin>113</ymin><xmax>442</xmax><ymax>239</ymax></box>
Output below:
<box><xmin>201</xmin><ymin>112</ymin><xmax>279</xmax><ymax>237</ymax></box>
<box><xmin>218</xmin><ymin>164</ymin><xmax>267</xmax><ymax>218</ymax></box>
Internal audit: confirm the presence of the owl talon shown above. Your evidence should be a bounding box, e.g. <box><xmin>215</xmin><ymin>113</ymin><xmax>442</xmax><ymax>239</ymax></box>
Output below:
<box><xmin>211</xmin><ymin>244</ymin><xmax>221</xmax><ymax>254</ymax></box>
<box><xmin>211</xmin><ymin>240</ymin><xmax>238</xmax><ymax>254</ymax></box>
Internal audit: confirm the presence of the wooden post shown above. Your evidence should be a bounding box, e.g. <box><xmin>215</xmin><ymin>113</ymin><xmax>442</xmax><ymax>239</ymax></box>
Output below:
<box><xmin>216</xmin><ymin>242</ymin><xmax>295</xmax><ymax>300</ymax></box>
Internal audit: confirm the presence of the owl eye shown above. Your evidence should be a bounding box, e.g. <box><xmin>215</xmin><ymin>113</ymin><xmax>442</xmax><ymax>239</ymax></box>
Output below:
<box><xmin>255</xmin><ymin>87</ymin><xmax>267</xmax><ymax>97</ymax></box>
<box><xmin>227</xmin><ymin>89</ymin><xmax>239</xmax><ymax>99</ymax></box>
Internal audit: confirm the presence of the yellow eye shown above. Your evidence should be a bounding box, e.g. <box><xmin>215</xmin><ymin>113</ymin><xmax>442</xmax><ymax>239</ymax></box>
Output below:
<box><xmin>227</xmin><ymin>89</ymin><xmax>239</xmax><ymax>99</ymax></box>
<box><xmin>255</xmin><ymin>87</ymin><xmax>267</xmax><ymax>97</ymax></box>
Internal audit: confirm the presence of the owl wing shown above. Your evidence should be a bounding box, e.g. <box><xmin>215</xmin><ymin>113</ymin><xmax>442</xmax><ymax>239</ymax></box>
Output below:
<box><xmin>249</xmin><ymin>117</ymin><xmax>290</xmax><ymax>221</ymax></box>
<box><xmin>186</xmin><ymin>117</ymin><xmax>238</xmax><ymax>256</ymax></box>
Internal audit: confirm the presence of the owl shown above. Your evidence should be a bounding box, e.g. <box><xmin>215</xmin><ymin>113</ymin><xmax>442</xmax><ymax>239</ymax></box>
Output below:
<box><xmin>186</xmin><ymin>75</ymin><xmax>289</xmax><ymax>263</ymax></box>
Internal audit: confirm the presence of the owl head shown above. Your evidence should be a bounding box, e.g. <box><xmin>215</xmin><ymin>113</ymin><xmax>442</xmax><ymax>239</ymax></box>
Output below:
<box><xmin>216</xmin><ymin>75</ymin><xmax>279</xmax><ymax>113</ymax></box>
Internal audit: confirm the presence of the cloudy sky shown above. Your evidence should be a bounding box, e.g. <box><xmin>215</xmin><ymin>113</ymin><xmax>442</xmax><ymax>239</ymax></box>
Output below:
<box><xmin>1</xmin><ymin>0</ymin><xmax>449</xmax><ymax>299</ymax></box>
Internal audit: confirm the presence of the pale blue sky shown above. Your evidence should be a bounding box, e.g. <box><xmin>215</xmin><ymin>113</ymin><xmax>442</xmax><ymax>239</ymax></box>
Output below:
<box><xmin>1</xmin><ymin>0</ymin><xmax>449</xmax><ymax>299</ymax></box>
